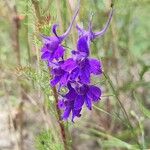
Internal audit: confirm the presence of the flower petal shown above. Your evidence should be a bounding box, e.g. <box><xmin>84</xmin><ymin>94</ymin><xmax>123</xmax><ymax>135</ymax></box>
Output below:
<box><xmin>79</xmin><ymin>59</ymin><xmax>90</xmax><ymax>84</ymax></box>
<box><xmin>72</xmin><ymin>108</ymin><xmax>82</xmax><ymax>122</ymax></box>
<box><xmin>58</xmin><ymin>99</ymin><xmax>66</xmax><ymax>109</ymax></box>
<box><xmin>50</xmin><ymin>76</ymin><xmax>61</xmax><ymax>87</ymax></box>
<box><xmin>87</xmin><ymin>85</ymin><xmax>101</xmax><ymax>102</ymax></box>
<box><xmin>61</xmin><ymin>58</ymin><xmax>77</xmax><ymax>72</ymax></box>
<box><xmin>59</xmin><ymin>73</ymin><xmax>69</xmax><ymax>86</ymax></box>
<box><xmin>74</xmin><ymin>95</ymin><xmax>84</xmax><ymax>110</ymax></box>
<box><xmin>85</xmin><ymin>96</ymin><xmax>92</xmax><ymax>110</ymax></box>
<box><xmin>51</xmin><ymin>68</ymin><xmax>64</xmax><ymax>76</ymax></box>
<box><xmin>52</xmin><ymin>24</ymin><xmax>59</xmax><ymax>38</ymax></box>
<box><xmin>53</xmin><ymin>45</ymin><xmax>65</xmax><ymax>60</ymax></box>
<box><xmin>41</xmin><ymin>51</ymin><xmax>50</xmax><ymax>60</ymax></box>
<box><xmin>77</xmin><ymin>36</ymin><xmax>89</xmax><ymax>55</ymax></box>
<box><xmin>65</xmin><ymin>84</ymin><xmax>77</xmax><ymax>100</ymax></box>
<box><xmin>62</xmin><ymin>107</ymin><xmax>72</xmax><ymax>120</ymax></box>
<box><xmin>42</xmin><ymin>35</ymin><xmax>60</xmax><ymax>51</ymax></box>
<box><xmin>70</xmin><ymin>67</ymin><xmax>80</xmax><ymax>81</ymax></box>
<box><xmin>89</xmin><ymin>58</ymin><xmax>102</xmax><ymax>75</ymax></box>
<box><xmin>79</xmin><ymin>68</ymin><xmax>90</xmax><ymax>84</ymax></box>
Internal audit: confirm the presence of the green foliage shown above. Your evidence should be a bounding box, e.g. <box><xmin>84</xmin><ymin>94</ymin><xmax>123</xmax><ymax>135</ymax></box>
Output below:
<box><xmin>90</xmin><ymin>129</ymin><xmax>139</xmax><ymax>150</ymax></box>
<box><xmin>134</xmin><ymin>93</ymin><xmax>150</xmax><ymax>119</ymax></box>
<box><xmin>35</xmin><ymin>130</ymin><xmax>63</xmax><ymax>150</ymax></box>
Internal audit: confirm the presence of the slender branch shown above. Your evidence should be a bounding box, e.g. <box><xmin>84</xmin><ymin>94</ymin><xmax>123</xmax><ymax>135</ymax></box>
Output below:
<box><xmin>103</xmin><ymin>72</ymin><xmax>132</xmax><ymax>128</ymax></box>
<box><xmin>49</xmin><ymin>68</ymin><xmax>68</xmax><ymax>150</ymax></box>
<box><xmin>31</xmin><ymin>1</ymin><xmax>68</xmax><ymax>148</ymax></box>
<box><xmin>52</xmin><ymin>87</ymin><xmax>68</xmax><ymax>149</ymax></box>
<box><xmin>103</xmin><ymin>72</ymin><xmax>141</xmax><ymax>148</ymax></box>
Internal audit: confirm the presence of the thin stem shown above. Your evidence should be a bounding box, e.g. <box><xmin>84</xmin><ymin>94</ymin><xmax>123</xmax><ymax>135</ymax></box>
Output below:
<box><xmin>103</xmin><ymin>72</ymin><xmax>132</xmax><ymax>128</ymax></box>
<box><xmin>31</xmin><ymin>0</ymin><xmax>68</xmax><ymax>149</ymax></box>
<box><xmin>52</xmin><ymin>86</ymin><xmax>68</xmax><ymax>150</ymax></box>
<box><xmin>49</xmin><ymin>68</ymin><xmax>68</xmax><ymax>150</ymax></box>
<box><xmin>103</xmin><ymin>72</ymin><xmax>141</xmax><ymax>148</ymax></box>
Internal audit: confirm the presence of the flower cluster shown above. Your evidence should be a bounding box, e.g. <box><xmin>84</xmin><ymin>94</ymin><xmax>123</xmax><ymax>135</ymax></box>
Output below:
<box><xmin>41</xmin><ymin>4</ymin><xmax>113</xmax><ymax>122</ymax></box>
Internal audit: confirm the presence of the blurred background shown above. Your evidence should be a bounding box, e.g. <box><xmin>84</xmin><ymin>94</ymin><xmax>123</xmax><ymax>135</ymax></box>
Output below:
<box><xmin>0</xmin><ymin>0</ymin><xmax>150</xmax><ymax>150</ymax></box>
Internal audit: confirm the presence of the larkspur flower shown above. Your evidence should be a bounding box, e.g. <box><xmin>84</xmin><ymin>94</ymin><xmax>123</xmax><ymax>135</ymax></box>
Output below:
<box><xmin>58</xmin><ymin>83</ymin><xmax>101</xmax><ymax>122</ymax></box>
<box><xmin>50</xmin><ymin>67</ymin><xmax>69</xmax><ymax>87</ymax></box>
<box><xmin>41</xmin><ymin>2</ymin><xmax>80</xmax><ymax>63</ymax></box>
<box><xmin>76</xmin><ymin>7</ymin><xmax>114</xmax><ymax>44</ymax></box>
<box><xmin>41</xmin><ymin>3</ymin><xmax>113</xmax><ymax>122</ymax></box>
<box><xmin>61</xmin><ymin>51</ymin><xmax>102</xmax><ymax>84</ymax></box>
<box><xmin>58</xmin><ymin>8</ymin><xmax>113</xmax><ymax>85</ymax></box>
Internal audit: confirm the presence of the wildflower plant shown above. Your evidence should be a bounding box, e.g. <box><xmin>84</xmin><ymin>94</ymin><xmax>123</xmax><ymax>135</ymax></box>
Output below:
<box><xmin>41</xmin><ymin>2</ymin><xmax>113</xmax><ymax>122</ymax></box>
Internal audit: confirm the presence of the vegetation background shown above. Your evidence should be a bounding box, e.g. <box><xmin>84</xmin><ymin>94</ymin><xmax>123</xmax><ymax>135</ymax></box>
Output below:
<box><xmin>0</xmin><ymin>0</ymin><xmax>150</xmax><ymax>150</ymax></box>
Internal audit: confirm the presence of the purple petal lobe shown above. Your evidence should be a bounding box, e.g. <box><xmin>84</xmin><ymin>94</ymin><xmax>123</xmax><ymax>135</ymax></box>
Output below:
<box><xmin>58</xmin><ymin>100</ymin><xmax>65</xmax><ymax>109</ymax></box>
<box><xmin>74</xmin><ymin>95</ymin><xmax>84</xmax><ymax>110</ymax></box>
<box><xmin>41</xmin><ymin>51</ymin><xmax>50</xmax><ymax>60</ymax></box>
<box><xmin>70</xmin><ymin>67</ymin><xmax>80</xmax><ymax>81</ymax></box>
<box><xmin>79</xmin><ymin>68</ymin><xmax>90</xmax><ymax>84</ymax></box>
<box><xmin>89</xmin><ymin>58</ymin><xmax>102</xmax><ymax>75</ymax></box>
<box><xmin>79</xmin><ymin>59</ymin><xmax>90</xmax><ymax>84</ymax></box>
<box><xmin>87</xmin><ymin>85</ymin><xmax>101</xmax><ymax>102</ymax></box>
<box><xmin>50</xmin><ymin>76</ymin><xmax>61</xmax><ymax>87</ymax></box>
<box><xmin>53</xmin><ymin>45</ymin><xmax>65</xmax><ymax>60</ymax></box>
<box><xmin>61</xmin><ymin>58</ymin><xmax>77</xmax><ymax>72</ymax></box>
<box><xmin>62</xmin><ymin>107</ymin><xmax>72</xmax><ymax>120</ymax></box>
<box><xmin>42</xmin><ymin>36</ymin><xmax>60</xmax><ymax>51</ymax></box>
<box><xmin>85</xmin><ymin>96</ymin><xmax>92</xmax><ymax>110</ymax></box>
<box><xmin>59</xmin><ymin>73</ymin><xmax>69</xmax><ymax>86</ymax></box>
<box><xmin>65</xmin><ymin>84</ymin><xmax>77</xmax><ymax>100</ymax></box>
<box><xmin>52</xmin><ymin>24</ymin><xmax>59</xmax><ymax>38</ymax></box>
<box><xmin>77</xmin><ymin>36</ymin><xmax>89</xmax><ymax>55</ymax></box>
<box><xmin>72</xmin><ymin>109</ymin><xmax>82</xmax><ymax>122</ymax></box>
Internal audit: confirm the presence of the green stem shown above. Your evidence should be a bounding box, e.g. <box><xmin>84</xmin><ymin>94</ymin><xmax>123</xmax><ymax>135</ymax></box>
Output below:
<box><xmin>103</xmin><ymin>72</ymin><xmax>132</xmax><ymax>127</ymax></box>
<box><xmin>103</xmin><ymin>72</ymin><xmax>141</xmax><ymax>148</ymax></box>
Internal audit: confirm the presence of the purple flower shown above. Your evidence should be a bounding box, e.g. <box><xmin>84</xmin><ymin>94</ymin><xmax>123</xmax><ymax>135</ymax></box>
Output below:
<box><xmin>41</xmin><ymin>35</ymin><xmax>65</xmax><ymax>62</ymax></box>
<box><xmin>57</xmin><ymin>8</ymin><xmax>113</xmax><ymax>85</ymax></box>
<box><xmin>76</xmin><ymin>7</ymin><xmax>114</xmax><ymax>55</ymax></box>
<box><xmin>41</xmin><ymin>2</ymin><xmax>80</xmax><ymax>62</ymax></box>
<box><xmin>77</xmin><ymin>7</ymin><xmax>113</xmax><ymax>40</ymax></box>
<box><xmin>51</xmin><ymin>50</ymin><xmax>102</xmax><ymax>86</ymax></box>
<box><xmin>60</xmin><ymin>50</ymin><xmax>102</xmax><ymax>84</ymax></box>
<box><xmin>59</xmin><ymin>83</ymin><xmax>101</xmax><ymax>122</ymax></box>
<box><xmin>50</xmin><ymin>67</ymin><xmax>69</xmax><ymax>87</ymax></box>
<box><xmin>40</xmin><ymin>3</ymin><xmax>113</xmax><ymax>122</ymax></box>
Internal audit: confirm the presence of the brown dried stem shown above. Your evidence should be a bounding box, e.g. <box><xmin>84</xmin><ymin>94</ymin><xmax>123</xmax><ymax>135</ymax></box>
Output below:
<box><xmin>31</xmin><ymin>1</ymin><xmax>68</xmax><ymax>149</ymax></box>
<box><xmin>52</xmin><ymin>86</ymin><xmax>68</xmax><ymax>150</ymax></box>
